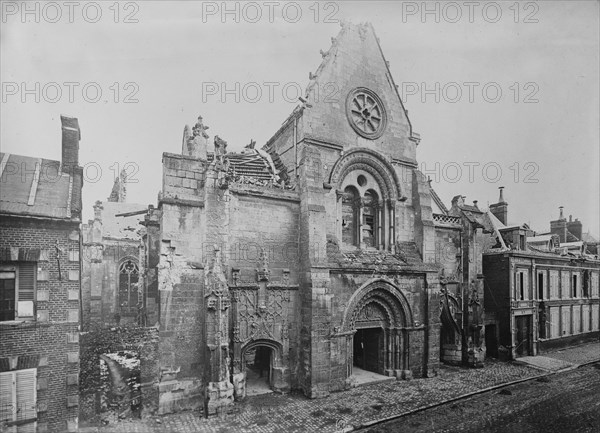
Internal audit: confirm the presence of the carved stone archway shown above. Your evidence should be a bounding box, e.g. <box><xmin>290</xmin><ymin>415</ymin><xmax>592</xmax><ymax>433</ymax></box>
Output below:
<box><xmin>232</xmin><ymin>339</ymin><xmax>288</xmax><ymax>399</ymax></box>
<box><xmin>328</xmin><ymin>148</ymin><xmax>402</xmax><ymax>201</ymax></box>
<box><xmin>342</xmin><ymin>279</ymin><xmax>414</xmax><ymax>378</ymax></box>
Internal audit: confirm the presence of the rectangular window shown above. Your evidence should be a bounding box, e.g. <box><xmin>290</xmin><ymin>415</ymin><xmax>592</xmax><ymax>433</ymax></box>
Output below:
<box><xmin>582</xmin><ymin>305</ymin><xmax>590</xmax><ymax>333</ymax></box>
<box><xmin>561</xmin><ymin>271</ymin><xmax>570</xmax><ymax>299</ymax></box>
<box><xmin>572</xmin><ymin>305</ymin><xmax>581</xmax><ymax>334</ymax></box>
<box><xmin>537</xmin><ymin>271</ymin><xmax>545</xmax><ymax>300</ymax></box>
<box><xmin>549</xmin><ymin>270</ymin><xmax>559</xmax><ymax>299</ymax></box>
<box><xmin>519</xmin><ymin>272</ymin><xmax>525</xmax><ymax>300</ymax></box>
<box><xmin>0</xmin><ymin>369</ymin><xmax>37</xmax><ymax>431</ymax></box>
<box><xmin>592</xmin><ymin>305</ymin><xmax>600</xmax><ymax>331</ymax></box>
<box><xmin>0</xmin><ymin>263</ymin><xmax>36</xmax><ymax>322</ymax></box>
<box><xmin>572</xmin><ymin>274</ymin><xmax>578</xmax><ymax>298</ymax></box>
<box><xmin>561</xmin><ymin>307</ymin><xmax>571</xmax><ymax>335</ymax></box>
<box><xmin>592</xmin><ymin>272</ymin><xmax>599</xmax><ymax>298</ymax></box>
<box><xmin>515</xmin><ymin>270</ymin><xmax>529</xmax><ymax>301</ymax></box>
<box><xmin>549</xmin><ymin>307</ymin><xmax>559</xmax><ymax>338</ymax></box>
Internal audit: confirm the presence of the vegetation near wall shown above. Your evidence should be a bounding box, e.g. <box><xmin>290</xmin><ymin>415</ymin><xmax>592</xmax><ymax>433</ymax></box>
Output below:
<box><xmin>79</xmin><ymin>325</ymin><xmax>159</xmax><ymax>425</ymax></box>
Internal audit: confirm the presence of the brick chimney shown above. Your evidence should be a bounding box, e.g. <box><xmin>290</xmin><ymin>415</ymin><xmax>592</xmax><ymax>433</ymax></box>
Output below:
<box><xmin>61</xmin><ymin>115</ymin><xmax>80</xmax><ymax>174</ymax></box>
<box><xmin>567</xmin><ymin>217</ymin><xmax>583</xmax><ymax>241</ymax></box>
<box><xmin>550</xmin><ymin>206</ymin><xmax>568</xmax><ymax>242</ymax></box>
<box><xmin>489</xmin><ymin>187</ymin><xmax>508</xmax><ymax>224</ymax></box>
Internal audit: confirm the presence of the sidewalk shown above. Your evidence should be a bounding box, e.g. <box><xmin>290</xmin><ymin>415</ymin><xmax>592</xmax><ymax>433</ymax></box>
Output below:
<box><xmin>81</xmin><ymin>341</ymin><xmax>599</xmax><ymax>433</ymax></box>
<box><xmin>515</xmin><ymin>340</ymin><xmax>599</xmax><ymax>372</ymax></box>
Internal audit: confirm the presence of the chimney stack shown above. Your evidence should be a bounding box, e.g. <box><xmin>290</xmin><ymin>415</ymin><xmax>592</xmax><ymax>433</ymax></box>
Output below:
<box><xmin>473</xmin><ymin>200</ymin><xmax>479</xmax><ymax>209</ymax></box>
<box><xmin>489</xmin><ymin>187</ymin><xmax>508</xmax><ymax>224</ymax></box>
<box><xmin>550</xmin><ymin>206</ymin><xmax>569</xmax><ymax>243</ymax></box>
<box><xmin>567</xmin><ymin>216</ymin><xmax>583</xmax><ymax>241</ymax></box>
<box><xmin>60</xmin><ymin>115</ymin><xmax>80</xmax><ymax>174</ymax></box>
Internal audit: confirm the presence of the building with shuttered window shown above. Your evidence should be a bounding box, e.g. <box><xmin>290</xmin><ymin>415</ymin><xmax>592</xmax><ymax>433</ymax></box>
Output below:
<box><xmin>0</xmin><ymin>116</ymin><xmax>83</xmax><ymax>432</ymax></box>
<box><xmin>483</xmin><ymin>194</ymin><xmax>600</xmax><ymax>361</ymax></box>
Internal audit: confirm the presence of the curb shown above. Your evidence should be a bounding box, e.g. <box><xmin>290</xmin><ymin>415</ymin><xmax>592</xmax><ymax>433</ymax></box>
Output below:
<box><xmin>349</xmin><ymin>359</ymin><xmax>600</xmax><ymax>432</ymax></box>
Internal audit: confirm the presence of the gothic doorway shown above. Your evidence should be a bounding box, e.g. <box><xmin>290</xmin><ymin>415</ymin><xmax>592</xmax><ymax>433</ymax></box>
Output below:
<box><xmin>353</xmin><ymin>327</ymin><xmax>383</xmax><ymax>374</ymax></box>
<box><xmin>341</xmin><ymin>280</ymin><xmax>415</xmax><ymax>380</ymax></box>
<box><xmin>243</xmin><ymin>345</ymin><xmax>273</xmax><ymax>396</ymax></box>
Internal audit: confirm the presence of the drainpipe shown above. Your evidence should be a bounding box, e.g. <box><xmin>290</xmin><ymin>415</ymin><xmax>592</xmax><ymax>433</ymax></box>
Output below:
<box><xmin>293</xmin><ymin>116</ymin><xmax>298</xmax><ymax>178</ymax></box>
<box><xmin>79</xmin><ymin>226</ymin><xmax>83</xmax><ymax>331</ymax></box>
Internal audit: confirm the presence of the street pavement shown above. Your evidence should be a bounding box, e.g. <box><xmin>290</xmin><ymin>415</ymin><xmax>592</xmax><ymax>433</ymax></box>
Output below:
<box><xmin>80</xmin><ymin>341</ymin><xmax>599</xmax><ymax>433</ymax></box>
<box><xmin>364</xmin><ymin>359</ymin><xmax>600</xmax><ymax>433</ymax></box>
<box><xmin>515</xmin><ymin>341</ymin><xmax>599</xmax><ymax>372</ymax></box>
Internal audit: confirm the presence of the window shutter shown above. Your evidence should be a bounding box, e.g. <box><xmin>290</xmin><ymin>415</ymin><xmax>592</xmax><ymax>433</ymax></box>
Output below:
<box><xmin>18</xmin><ymin>264</ymin><xmax>35</xmax><ymax>301</ymax></box>
<box><xmin>15</xmin><ymin>369</ymin><xmax>36</xmax><ymax>431</ymax></box>
<box><xmin>0</xmin><ymin>371</ymin><xmax>16</xmax><ymax>424</ymax></box>
<box><xmin>17</xmin><ymin>264</ymin><xmax>35</xmax><ymax>319</ymax></box>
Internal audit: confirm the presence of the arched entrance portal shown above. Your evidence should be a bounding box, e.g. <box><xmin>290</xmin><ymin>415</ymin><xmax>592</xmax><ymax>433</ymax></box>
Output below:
<box><xmin>342</xmin><ymin>280</ymin><xmax>414</xmax><ymax>379</ymax></box>
<box><xmin>353</xmin><ymin>326</ymin><xmax>384</xmax><ymax>373</ymax></box>
<box><xmin>240</xmin><ymin>340</ymin><xmax>283</xmax><ymax>396</ymax></box>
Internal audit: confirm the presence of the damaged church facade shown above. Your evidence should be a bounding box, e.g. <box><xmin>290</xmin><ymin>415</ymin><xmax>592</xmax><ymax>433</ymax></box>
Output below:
<box><xmin>145</xmin><ymin>22</ymin><xmax>486</xmax><ymax>415</ymax></box>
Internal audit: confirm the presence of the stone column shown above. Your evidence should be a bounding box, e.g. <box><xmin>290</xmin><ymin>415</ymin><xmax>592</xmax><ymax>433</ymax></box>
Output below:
<box><xmin>204</xmin><ymin>247</ymin><xmax>234</xmax><ymax>416</ymax></box>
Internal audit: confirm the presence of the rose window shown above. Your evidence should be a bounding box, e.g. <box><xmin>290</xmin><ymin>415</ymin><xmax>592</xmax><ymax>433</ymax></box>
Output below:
<box><xmin>346</xmin><ymin>88</ymin><xmax>387</xmax><ymax>139</ymax></box>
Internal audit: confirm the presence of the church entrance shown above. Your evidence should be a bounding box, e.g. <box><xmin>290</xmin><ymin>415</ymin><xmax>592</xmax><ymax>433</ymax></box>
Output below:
<box><xmin>243</xmin><ymin>345</ymin><xmax>274</xmax><ymax>396</ymax></box>
<box><xmin>353</xmin><ymin>327</ymin><xmax>383</xmax><ymax>374</ymax></box>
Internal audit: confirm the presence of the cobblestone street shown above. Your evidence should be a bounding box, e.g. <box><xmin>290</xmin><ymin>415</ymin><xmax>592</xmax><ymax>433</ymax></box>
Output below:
<box><xmin>79</xmin><ymin>341</ymin><xmax>599</xmax><ymax>433</ymax></box>
<box><xmin>365</xmin><ymin>359</ymin><xmax>600</xmax><ymax>433</ymax></box>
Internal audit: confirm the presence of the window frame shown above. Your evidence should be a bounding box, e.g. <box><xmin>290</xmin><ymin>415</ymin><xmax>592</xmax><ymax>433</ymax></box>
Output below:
<box><xmin>118</xmin><ymin>258</ymin><xmax>140</xmax><ymax>316</ymax></box>
<box><xmin>339</xmin><ymin>170</ymin><xmax>384</xmax><ymax>251</ymax></box>
<box><xmin>0</xmin><ymin>368</ymin><xmax>37</xmax><ymax>430</ymax></box>
<box><xmin>0</xmin><ymin>263</ymin><xmax>36</xmax><ymax>323</ymax></box>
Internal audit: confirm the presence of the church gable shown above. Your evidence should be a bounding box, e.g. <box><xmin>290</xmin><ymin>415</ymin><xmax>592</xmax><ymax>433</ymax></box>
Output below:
<box><xmin>301</xmin><ymin>22</ymin><xmax>417</xmax><ymax>163</ymax></box>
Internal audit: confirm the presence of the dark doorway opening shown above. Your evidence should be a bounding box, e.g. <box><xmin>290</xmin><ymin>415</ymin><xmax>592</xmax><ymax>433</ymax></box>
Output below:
<box><xmin>515</xmin><ymin>315</ymin><xmax>532</xmax><ymax>357</ymax></box>
<box><xmin>244</xmin><ymin>346</ymin><xmax>273</xmax><ymax>396</ymax></box>
<box><xmin>353</xmin><ymin>328</ymin><xmax>383</xmax><ymax>374</ymax></box>
<box><xmin>485</xmin><ymin>324</ymin><xmax>498</xmax><ymax>358</ymax></box>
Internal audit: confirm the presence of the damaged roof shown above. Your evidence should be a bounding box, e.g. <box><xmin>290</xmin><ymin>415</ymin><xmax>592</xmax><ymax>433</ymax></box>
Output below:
<box><xmin>0</xmin><ymin>152</ymin><xmax>80</xmax><ymax>220</ymax></box>
<box><xmin>209</xmin><ymin>147</ymin><xmax>294</xmax><ymax>189</ymax></box>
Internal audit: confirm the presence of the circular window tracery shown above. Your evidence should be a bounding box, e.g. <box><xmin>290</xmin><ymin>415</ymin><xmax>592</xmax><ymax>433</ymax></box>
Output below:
<box><xmin>346</xmin><ymin>88</ymin><xmax>387</xmax><ymax>139</ymax></box>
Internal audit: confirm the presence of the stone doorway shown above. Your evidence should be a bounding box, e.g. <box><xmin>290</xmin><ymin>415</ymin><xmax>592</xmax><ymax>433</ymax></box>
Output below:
<box><xmin>243</xmin><ymin>345</ymin><xmax>274</xmax><ymax>396</ymax></box>
<box><xmin>515</xmin><ymin>315</ymin><xmax>532</xmax><ymax>357</ymax></box>
<box><xmin>353</xmin><ymin>327</ymin><xmax>383</xmax><ymax>374</ymax></box>
<box><xmin>485</xmin><ymin>324</ymin><xmax>498</xmax><ymax>358</ymax></box>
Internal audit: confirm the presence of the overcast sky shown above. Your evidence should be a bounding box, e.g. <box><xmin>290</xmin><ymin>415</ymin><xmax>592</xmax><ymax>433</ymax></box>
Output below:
<box><xmin>1</xmin><ymin>1</ymin><xmax>598</xmax><ymax>236</ymax></box>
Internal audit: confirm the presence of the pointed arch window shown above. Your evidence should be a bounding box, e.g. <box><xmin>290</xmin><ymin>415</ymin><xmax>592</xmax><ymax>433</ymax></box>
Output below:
<box><xmin>119</xmin><ymin>259</ymin><xmax>139</xmax><ymax>314</ymax></box>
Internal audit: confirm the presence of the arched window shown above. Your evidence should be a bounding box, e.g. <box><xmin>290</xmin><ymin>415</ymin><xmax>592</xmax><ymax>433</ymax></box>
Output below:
<box><xmin>119</xmin><ymin>259</ymin><xmax>139</xmax><ymax>314</ymax></box>
<box><xmin>339</xmin><ymin>171</ymin><xmax>385</xmax><ymax>250</ymax></box>
<box><xmin>362</xmin><ymin>190</ymin><xmax>379</xmax><ymax>248</ymax></box>
<box><xmin>342</xmin><ymin>186</ymin><xmax>359</xmax><ymax>247</ymax></box>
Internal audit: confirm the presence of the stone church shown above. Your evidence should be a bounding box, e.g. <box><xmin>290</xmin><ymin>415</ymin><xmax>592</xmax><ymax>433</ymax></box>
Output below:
<box><xmin>145</xmin><ymin>22</ymin><xmax>485</xmax><ymax>415</ymax></box>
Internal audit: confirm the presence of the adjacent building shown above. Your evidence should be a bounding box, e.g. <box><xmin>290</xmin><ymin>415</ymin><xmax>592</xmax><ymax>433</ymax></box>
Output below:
<box><xmin>0</xmin><ymin>116</ymin><xmax>83</xmax><ymax>432</ymax></box>
<box><xmin>483</xmin><ymin>192</ymin><xmax>600</xmax><ymax>360</ymax></box>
